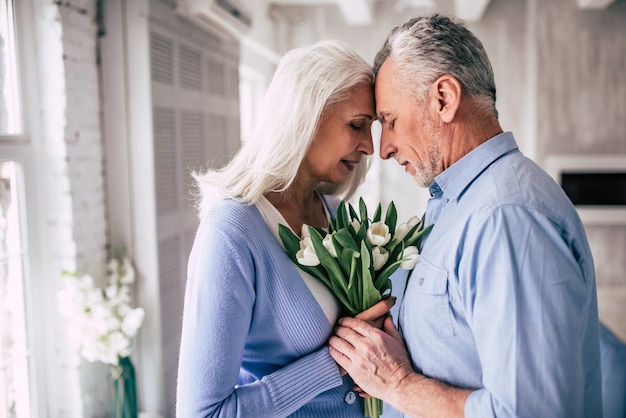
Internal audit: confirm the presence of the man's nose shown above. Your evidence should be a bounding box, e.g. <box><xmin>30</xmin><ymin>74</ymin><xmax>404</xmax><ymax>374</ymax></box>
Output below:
<box><xmin>379</xmin><ymin>130</ymin><xmax>396</xmax><ymax>160</ymax></box>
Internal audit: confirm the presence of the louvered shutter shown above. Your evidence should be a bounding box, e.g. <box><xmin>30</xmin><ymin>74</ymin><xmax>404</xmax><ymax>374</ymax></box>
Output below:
<box><xmin>149</xmin><ymin>4</ymin><xmax>241</xmax><ymax>415</ymax></box>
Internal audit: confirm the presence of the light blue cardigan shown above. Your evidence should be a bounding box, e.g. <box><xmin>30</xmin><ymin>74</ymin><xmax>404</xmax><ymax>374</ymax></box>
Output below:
<box><xmin>176</xmin><ymin>198</ymin><xmax>363</xmax><ymax>417</ymax></box>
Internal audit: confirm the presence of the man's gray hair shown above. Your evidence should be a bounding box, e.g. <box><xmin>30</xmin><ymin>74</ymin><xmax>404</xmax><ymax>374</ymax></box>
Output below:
<box><xmin>374</xmin><ymin>14</ymin><xmax>497</xmax><ymax>117</ymax></box>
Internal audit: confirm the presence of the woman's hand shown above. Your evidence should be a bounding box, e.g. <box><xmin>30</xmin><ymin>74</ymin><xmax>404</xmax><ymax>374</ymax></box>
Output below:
<box><xmin>354</xmin><ymin>296</ymin><xmax>396</xmax><ymax>329</ymax></box>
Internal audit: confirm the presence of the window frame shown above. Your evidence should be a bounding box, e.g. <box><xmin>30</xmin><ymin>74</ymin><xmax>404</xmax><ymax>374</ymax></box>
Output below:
<box><xmin>0</xmin><ymin>0</ymin><xmax>52</xmax><ymax>416</ymax></box>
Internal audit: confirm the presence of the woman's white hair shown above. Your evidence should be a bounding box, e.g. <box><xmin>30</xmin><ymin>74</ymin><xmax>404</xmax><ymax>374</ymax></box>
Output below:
<box><xmin>194</xmin><ymin>40</ymin><xmax>374</xmax><ymax>217</ymax></box>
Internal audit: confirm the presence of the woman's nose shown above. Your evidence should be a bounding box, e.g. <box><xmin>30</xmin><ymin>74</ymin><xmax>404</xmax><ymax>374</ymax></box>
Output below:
<box><xmin>358</xmin><ymin>133</ymin><xmax>374</xmax><ymax>155</ymax></box>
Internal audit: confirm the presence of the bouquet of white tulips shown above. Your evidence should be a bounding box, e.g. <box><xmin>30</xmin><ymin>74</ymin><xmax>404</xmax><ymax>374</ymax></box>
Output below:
<box><xmin>279</xmin><ymin>197</ymin><xmax>431</xmax><ymax>418</ymax></box>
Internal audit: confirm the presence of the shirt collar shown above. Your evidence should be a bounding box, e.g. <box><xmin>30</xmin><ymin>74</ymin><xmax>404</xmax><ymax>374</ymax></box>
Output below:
<box><xmin>432</xmin><ymin>132</ymin><xmax>519</xmax><ymax>202</ymax></box>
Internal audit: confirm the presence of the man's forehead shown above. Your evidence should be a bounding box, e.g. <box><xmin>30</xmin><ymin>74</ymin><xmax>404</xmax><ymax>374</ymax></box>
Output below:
<box><xmin>374</xmin><ymin>60</ymin><xmax>395</xmax><ymax>115</ymax></box>
<box><xmin>375</xmin><ymin>58</ymin><xmax>396</xmax><ymax>91</ymax></box>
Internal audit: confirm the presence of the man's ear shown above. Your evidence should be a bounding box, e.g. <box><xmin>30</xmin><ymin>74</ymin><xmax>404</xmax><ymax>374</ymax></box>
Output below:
<box><xmin>429</xmin><ymin>75</ymin><xmax>462</xmax><ymax>123</ymax></box>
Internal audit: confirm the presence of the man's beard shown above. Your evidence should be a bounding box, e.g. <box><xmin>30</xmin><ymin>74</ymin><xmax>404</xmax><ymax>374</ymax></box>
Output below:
<box><xmin>409</xmin><ymin>125</ymin><xmax>444</xmax><ymax>188</ymax></box>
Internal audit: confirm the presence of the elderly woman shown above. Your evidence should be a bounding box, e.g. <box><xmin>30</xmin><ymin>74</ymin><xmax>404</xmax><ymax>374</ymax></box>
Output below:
<box><xmin>176</xmin><ymin>40</ymin><xmax>389</xmax><ymax>417</ymax></box>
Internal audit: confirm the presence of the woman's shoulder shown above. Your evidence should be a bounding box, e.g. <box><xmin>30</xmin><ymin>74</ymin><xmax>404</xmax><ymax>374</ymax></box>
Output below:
<box><xmin>200</xmin><ymin>199</ymin><xmax>263</xmax><ymax>234</ymax></box>
<box><xmin>209</xmin><ymin>198</ymin><xmax>258</xmax><ymax>217</ymax></box>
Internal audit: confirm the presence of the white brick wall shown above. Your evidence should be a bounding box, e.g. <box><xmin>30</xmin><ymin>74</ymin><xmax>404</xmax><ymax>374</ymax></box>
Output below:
<box><xmin>31</xmin><ymin>0</ymin><xmax>109</xmax><ymax>416</ymax></box>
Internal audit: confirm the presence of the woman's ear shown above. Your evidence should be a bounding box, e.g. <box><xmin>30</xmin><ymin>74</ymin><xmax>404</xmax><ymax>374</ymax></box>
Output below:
<box><xmin>430</xmin><ymin>74</ymin><xmax>462</xmax><ymax>123</ymax></box>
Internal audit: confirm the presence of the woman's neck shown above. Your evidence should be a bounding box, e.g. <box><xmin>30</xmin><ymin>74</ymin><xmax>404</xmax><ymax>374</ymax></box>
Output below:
<box><xmin>265</xmin><ymin>187</ymin><xmax>328</xmax><ymax>235</ymax></box>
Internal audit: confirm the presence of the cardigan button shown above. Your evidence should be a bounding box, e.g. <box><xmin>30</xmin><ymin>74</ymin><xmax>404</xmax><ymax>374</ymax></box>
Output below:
<box><xmin>344</xmin><ymin>390</ymin><xmax>356</xmax><ymax>404</ymax></box>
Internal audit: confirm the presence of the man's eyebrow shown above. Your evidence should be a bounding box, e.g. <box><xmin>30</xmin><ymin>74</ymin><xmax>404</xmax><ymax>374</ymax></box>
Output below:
<box><xmin>377</xmin><ymin>112</ymin><xmax>390</xmax><ymax>122</ymax></box>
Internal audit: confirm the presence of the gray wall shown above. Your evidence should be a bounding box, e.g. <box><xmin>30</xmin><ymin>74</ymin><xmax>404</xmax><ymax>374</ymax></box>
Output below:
<box><xmin>258</xmin><ymin>0</ymin><xmax>626</xmax><ymax>339</ymax></box>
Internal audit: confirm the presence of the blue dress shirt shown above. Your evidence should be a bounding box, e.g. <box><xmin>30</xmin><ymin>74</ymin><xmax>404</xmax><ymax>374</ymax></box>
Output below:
<box><xmin>399</xmin><ymin>132</ymin><xmax>603</xmax><ymax>417</ymax></box>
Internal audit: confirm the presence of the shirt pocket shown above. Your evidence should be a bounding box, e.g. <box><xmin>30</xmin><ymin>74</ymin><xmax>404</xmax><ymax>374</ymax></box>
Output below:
<box><xmin>408</xmin><ymin>257</ymin><xmax>454</xmax><ymax>339</ymax></box>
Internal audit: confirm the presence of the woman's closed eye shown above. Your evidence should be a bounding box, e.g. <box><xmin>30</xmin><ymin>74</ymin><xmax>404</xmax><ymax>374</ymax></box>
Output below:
<box><xmin>349</xmin><ymin>117</ymin><xmax>373</xmax><ymax>131</ymax></box>
<box><xmin>349</xmin><ymin>122</ymin><xmax>363</xmax><ymax>131</ymax></box>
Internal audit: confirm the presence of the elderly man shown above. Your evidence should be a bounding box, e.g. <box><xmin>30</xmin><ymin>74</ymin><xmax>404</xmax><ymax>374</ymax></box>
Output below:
<box><xmin>329</xmin><ymin>14</ymin><xmax>602</xmax><ymax>418</ymax></box>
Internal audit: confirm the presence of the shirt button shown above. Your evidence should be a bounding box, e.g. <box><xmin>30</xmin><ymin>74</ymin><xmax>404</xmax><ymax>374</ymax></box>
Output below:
<box><xmin>344</xmin><ymin>391</ymin><xmax>356</xmax><ymax>404</ymax></box>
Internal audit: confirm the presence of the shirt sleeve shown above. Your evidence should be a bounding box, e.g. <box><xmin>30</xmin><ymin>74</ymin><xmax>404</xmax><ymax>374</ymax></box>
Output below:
<box><xmin>459</xmin><ymin>205</ymin><xmax>594</xmax><ymax>418</ymax></box>
<box><xmin>176</xmin><ymin>215</ymin><xmax>344</xmax><ymax>418</ymax></box>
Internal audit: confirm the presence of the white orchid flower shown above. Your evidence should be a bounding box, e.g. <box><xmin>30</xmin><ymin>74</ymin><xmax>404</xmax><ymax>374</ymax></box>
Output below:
<box><xmin>399</xmin><ymin>246</ymin><xmax>420</xmax><ymax>270</ymax></box>
<box><xmin>122</xmin><ymin>308</ymin><xmax>145</xmax><ymax>337</ymax></box>
<box><xmin>78</xmin><ymin>274</ymin><xmax>95</xmax><ymax>290</ymax></box>
<box><xmin>58</xmin><ymin>253</ymin><xmax>145</xmax><ymax>365</ymax></box>
<box><xmin>122</xmin><ymin>257</ymin><xmax>136</xmax><ymax>284</ymax></box>
<box><xmin>322</xmin><ymin>233</ymin><xmax>338</xmax><ymax>257</ymax></box>
<box><xmin>296</xmin><ymin>237</ymin><xmax>321</xmax><ymax>266</ymax></box>
<box><xmin>366</xmin><ymin>221</ymin><xmax>391</xmax><ymax>247</ymax></box>
<box><xmin>394</xmin><ymin>215</ymin><xmax>422</xmax><ymax>241</ymax></box>
<box><xmin>372</xmin><ymin>246</ymin><xmax>389</xmax><ymax>271</ymax></box>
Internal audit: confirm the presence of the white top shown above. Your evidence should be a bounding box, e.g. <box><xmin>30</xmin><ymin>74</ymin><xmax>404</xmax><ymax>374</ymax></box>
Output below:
<box><xmin>256</xmin><ymin>195</ymin><xmax>340</xmax><ymax>325</ymax></box>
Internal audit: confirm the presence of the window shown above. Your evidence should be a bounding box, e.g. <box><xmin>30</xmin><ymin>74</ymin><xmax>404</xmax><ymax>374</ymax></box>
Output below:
<box><xmin>0</xmin><ymin>0</ymin><xmax>22</xmax><ymax>135</ymax></box>
<box><xmin>0</xmin><ymin>1</ymin><xmax>34</xmax><ymax>417</ymax></box>
<box><xmin>0</xmin><ymin>162</ymin><xmax>32</xmax><ymax>418</ymax></box>
<box><xmin>238</xmin><ymin>64</ymin><xmax>265</xmax><ymax>144</ymax></box>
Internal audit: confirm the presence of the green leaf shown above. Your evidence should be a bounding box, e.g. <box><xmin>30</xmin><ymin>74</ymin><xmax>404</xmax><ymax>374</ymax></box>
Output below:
<box><xmin>328</xmin><ymin>215</ymin><xmax>337</xmax><ymax>232</ymax></box>
<box><xmin>356</xmin><ymin>219</ymin><xmax>368</xmax><ymax>242</ymax></box>
<box><xmin>337</xmin><ymin>200</ymin><xmax>348</xmax><ymax>230</ymax></box>
<box><xmin>278</xmin><ymin>224</ymin><xmax>301</xmax><ymax>257</ymax></box>
<box><xmin>404</xmin><ymin>223</ymin><xmax>433</xmax><ymax>247</ymax></box>
<box><xmin>384</xmin><ymin>201</ymin><xmax>397</xmax><ymax>238</ymax></box>
<box><xmin>309</xmin><ymin>227</ymin><xmax>351</xmax><ymax>297</ymax></box>
<box><xmin>348</xmin><ymin>202</ymin><xmax>359</xmax><ymax>221</ymax></box>
<box><xmin>389</xmin><ymin>239</ymin><xmax>406</xmax><ymax>266</ymax></box>
<box><xmin>279</xmin><ymin>225</ymin><xmax>333</xmax><ymax>288</ymax></box>
<box><xmin>333</xmin><ymin>229</ymin><xmax>360</xmax><ymax>253</ymax></box>
<box><xmin>347</xmin><ymin>252</ymin><xmax>358</xmax><ymax>293</ymax></box>
<box><xmin>372</xmin><ymin>202</ymin><xmax>382</xmax><ymax>223</ymax></box>
<box><xmin>301</xmin><ymin>264</ymin><xmax>333</xmax><ymax>289</ymax></box>
<box><xmin>359</xmin><ymin>197</ymin><xmax>368</xmax><ymax>223</ymax></box>
<box><xmin>385</xmin><ymin>238</ymin><xmax>400</xmax><ymax>257</ymax></box>
<box><xmin>338</xmin><ymin>247</ymin><xmax>353</xmax><ymax>277</ymax></box>
<box><xmin>352</xmin><ymin>258</ymin><xmax>362</xmax><ymax>309</ymax></box>
<box><xmin>375</xmin><ymin>260</ymin><xmax>402</xmax><ymax>291</ymax></box>
<box><xmin>311</xmin><ymin>225</ymin><xmax>327</xmax><ymax>237</ymax></box>
<box><xmin>359</xmin><ymin>240</ymin><xmax>381</xmax><ymax>310</ymax></box>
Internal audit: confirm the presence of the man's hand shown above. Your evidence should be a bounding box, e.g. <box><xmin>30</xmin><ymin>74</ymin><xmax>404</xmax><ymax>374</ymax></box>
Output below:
<box><xmin>328</xmin><ymin>314</ymin><xmax>414</xmax><ymax>403</ymax></box>
<box><xmin>330</xmin><ymin>315</ymin><xmax>472</xmax><ymax>417</ymax></box>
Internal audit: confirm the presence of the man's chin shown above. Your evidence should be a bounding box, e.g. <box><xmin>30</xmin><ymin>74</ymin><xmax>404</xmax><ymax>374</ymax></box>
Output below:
<box><xmin>415</xmin><ymin>172</ymin><xmax>437</xmax><ymax>188</ymax></box>
<box><xmin>413</xmin><ymin>177</ymin><xmax>431</xmax><ymax>188</ymax></box>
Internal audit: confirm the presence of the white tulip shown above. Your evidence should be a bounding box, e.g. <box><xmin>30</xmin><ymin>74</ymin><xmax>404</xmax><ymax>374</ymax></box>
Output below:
<box><xmin>296</xmin><ymin>237</ymin><xmax>321</xmax><ymax>266</ymax></box>
<box><xmin>399</xmin><ymin>246</ymin><xmax>420</xmax><ymax>270</ymax></box>
<box><xmin>394</xmin><ymin>216</ymin><xmax>422</xmax><ymax>241</ymax></box>
<box><xmin>349</xmin><ymin>219</ymin><xmax>361</xmax><ymax>234</ymax></box>
<box><xmin>372</xmin><ymin>246</ymin><xmax>389</xmax><ymax>271</ymax></box>
<box><xmin>366</xmin><ymin>221</ymin><xmax>391</xmax><ymax>247</ymax></box>
<box><xmin>322</xmin><ymin>233</ymin><xmax>338</xmax><ymax>257</ymax></box>
<box><xmin>301</xmin><ymin>223</ymin><xmax>311</xmax><ymax>239</ymax></box>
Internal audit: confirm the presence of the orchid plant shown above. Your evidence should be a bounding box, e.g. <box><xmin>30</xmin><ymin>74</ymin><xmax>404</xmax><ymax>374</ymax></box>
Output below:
<box><xmin>58</xmin><ymin>252</ymin><xmax>145</xmax><ymax>366</ymax></box>
<box><xmin>279</xmin><ymin>197</ymin><xmax>432</xmax><ymax>418</ymax></box>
